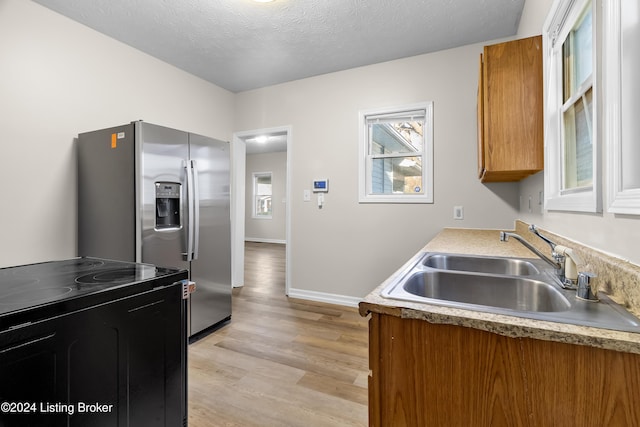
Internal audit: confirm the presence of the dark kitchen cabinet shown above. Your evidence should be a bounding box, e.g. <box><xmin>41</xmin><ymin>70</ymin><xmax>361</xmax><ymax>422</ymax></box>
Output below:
<box><xmin>0</xmin><ymin>284</ymin><xmax>186</xmax><ymax>427</ymax></box>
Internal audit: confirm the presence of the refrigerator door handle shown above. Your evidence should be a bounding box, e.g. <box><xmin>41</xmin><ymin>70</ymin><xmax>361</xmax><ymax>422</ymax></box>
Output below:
<box><xmin>191</xmin><ymin>160</ymin><xmax>200</xmax><ymax>260</ymax></box>
<box><xmin>184</xmin><ymin>159</ymin><xmax>195</xmax><ymax>261</ymax></box>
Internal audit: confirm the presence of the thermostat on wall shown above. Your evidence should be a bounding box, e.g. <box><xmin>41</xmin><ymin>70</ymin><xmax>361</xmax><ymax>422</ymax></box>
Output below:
<box><xmin>313</xmin><ymin>179</ymin><xmax>329</xmax><ymax>193</ymax></box>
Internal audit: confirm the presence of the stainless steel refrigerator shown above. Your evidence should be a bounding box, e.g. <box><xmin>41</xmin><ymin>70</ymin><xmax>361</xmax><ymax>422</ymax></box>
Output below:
<box><xmin>77</xmin><ymin>121</ymin><xmax>231</xmax><ymax>337</ymax></box>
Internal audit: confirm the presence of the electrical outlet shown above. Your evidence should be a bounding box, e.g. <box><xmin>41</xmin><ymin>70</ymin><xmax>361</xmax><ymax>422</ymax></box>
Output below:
<box><xmin>453</xmin><ymin>206</ymin><xmax>464</xmax><ymax>220</ymax></box>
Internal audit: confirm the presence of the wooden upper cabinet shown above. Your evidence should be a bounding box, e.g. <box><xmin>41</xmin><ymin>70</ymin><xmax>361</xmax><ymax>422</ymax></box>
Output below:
<box><xmin>478</xmin><ymin>35</ymin><xmax>543</xmax><ymax>182</ymax></box>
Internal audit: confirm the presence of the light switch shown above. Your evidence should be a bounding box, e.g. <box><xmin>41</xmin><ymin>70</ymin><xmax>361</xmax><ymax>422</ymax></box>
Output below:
<box><xmin>303</xmin><ymin>189</ymin><xmax>311</xmax><ymax>201</ymax></box>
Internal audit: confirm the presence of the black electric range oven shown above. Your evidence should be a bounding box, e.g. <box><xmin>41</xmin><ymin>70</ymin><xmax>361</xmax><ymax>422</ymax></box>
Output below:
<box><xmin>0</xmin><ymin>257</ymin><xmax>188</xmax><ymax>427</ymax></box>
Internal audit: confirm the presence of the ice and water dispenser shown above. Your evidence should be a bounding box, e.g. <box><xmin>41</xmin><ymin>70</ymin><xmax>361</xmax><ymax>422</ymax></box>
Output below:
<box><xmin>155</xmin><ymin>182</ymin><xmax>181</xmax><ymax>229</ymax></box>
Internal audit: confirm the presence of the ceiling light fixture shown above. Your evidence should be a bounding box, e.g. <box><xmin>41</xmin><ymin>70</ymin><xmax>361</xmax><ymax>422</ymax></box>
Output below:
<box><xmin>255</xmin><ymin>136</ymin><xmax>268</xmax><ymax>143</ymax></box>
<box><xmin>253</xmin><ymin>0</ymin><xmax>275</xmax><ymax>3</ymax></box>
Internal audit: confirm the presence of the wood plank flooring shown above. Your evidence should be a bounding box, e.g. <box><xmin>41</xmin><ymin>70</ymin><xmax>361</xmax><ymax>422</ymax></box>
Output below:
<box><xmin>188</xmin><ymin>242</ymin><xmax>369</xmax><ymax>426</ymax></box>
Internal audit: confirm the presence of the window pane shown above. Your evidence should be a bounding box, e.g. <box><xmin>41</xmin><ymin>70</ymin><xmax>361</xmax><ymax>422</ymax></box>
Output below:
<box><xmin>574</xmin><ymin>7</ymin><xmax>592</xmax><ymax>86</ymax></box>
<box><xmin>369</xmin><ymin>121</ymin><xmax>423</xmax><ymax>154</ymax></box>
<box><xmin>563</xmin><ymin>88</ymin><xmax>593</xmax><ymax>189</ymax></box>
<box><xmin>255</xmin><ymin>196</ymin><xmax>272</xmax><ymax>216</ymax></box>
<box><xmin>256</xmin><ymin>175</ymin><xmax>272</xmax><ymax>195</ymax></box>
<box><xmin>371</xmin><ymin>156</ymin><xmax>423</xmax><ymax>195</ymax></box>
<box><xmin>563</xmin><ymin>4</ymin><xmax>592</xmax><ymax>102</ymax></box>
<box><xmin>254</xmin><ymin>173</ymin><xmax>272</xmax><ymax>217</ymax></box>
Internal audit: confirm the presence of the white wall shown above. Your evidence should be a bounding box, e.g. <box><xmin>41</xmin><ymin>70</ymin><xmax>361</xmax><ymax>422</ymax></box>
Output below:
<box><xmin>517</xmin><ymin>0</ymin><xmax>554</xmax><ymax>38</ymax></box>
<box><xmin>517</xmin><ymin>0</ymin><xmax>640</xmax><ymax>265</ymax></box>
<box><xmin>245</xmin><ymin>151</ymin><xmax>287</xmax><ymax>243</ymax></box>
<box><xmin>235</xmin><ymin>43</ymin><xmax>523</xmax><ymax>300</ymax></box>
<box><xmin>7</xmin><ymin>0</ymin><xmax>632</xmax><ymax>303</ymax></box>
<box><xmin>0</xmin><ymin>0</ymin><xmax>234</xmax><ymax>268</ymax></box>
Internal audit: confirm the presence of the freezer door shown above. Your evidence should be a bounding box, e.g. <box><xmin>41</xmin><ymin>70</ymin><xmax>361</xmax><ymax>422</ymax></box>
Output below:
<box><xmin>189</xmin><ymin>133</ymin><xmax>232</xmax><ymax>335</ymax></box>
<box><xmin>138</xmin><ymin>122</ymin><xmax>191</xmax><ymax>272</ymax></box>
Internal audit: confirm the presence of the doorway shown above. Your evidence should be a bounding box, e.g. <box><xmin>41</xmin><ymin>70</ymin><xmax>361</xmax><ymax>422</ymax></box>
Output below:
<box><xmin>231</xmin><ymin>126</ymin><xmax>291</xmax><ymax>295</ymax></box>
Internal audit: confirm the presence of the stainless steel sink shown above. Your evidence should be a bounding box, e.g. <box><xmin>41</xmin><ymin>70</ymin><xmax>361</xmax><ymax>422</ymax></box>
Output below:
<box><xmin>382</xmin><ymin>252</ymin><xmax>640</xmax><ymax>333</ymax></box>
<box><xmin>422</xmin><ymin>253</ymin><xmax>539</xmax><ymax>276</ymax></box>
<box><xmin>403</xmin><ymin>271</ymin><xmax>570</xmax><ymax>312</ymax></box>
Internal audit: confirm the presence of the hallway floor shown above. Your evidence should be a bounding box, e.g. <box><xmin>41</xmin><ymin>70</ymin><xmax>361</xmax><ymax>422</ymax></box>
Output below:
<box><xmin>188</xmin><ymin>242</ymin><xmax>369</xmax><ymax>426</ymax></box>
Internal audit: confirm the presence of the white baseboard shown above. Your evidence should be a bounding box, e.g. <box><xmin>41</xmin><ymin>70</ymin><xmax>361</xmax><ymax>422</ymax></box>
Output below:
<box><xmin>287</xmin><ymin>288</ymin><xmax>362</xmax><ymax>308</ymax></box>
<box><xmin>245</xmin><ymin>237</ymin><xmax>286</xmax><ymax>244</ymax></box>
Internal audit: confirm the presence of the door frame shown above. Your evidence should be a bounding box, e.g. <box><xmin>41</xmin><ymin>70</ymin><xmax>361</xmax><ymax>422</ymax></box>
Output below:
<box><xmin>231</xmin><ymin>126</ymin><xmax>292</xmax><ymax>295</ymax></box>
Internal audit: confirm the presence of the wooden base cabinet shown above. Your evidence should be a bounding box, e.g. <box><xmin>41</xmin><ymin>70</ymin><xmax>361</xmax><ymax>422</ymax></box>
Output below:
<box><xmin>368</xmin><ymin>313</ymin><xmax>640</xmax><ymax>427</ymax></box>
<box><xmin>478</xmin><ymin>35</ymin><xmax>543</xmax><ymax>182</ymax></box>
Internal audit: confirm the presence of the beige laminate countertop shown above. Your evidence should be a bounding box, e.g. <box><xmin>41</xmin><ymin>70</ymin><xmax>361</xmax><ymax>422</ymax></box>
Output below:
<box><xmin>359</xmin><ymin>228</ymin><xmax>640</xmax><ymax>355</ymax></box>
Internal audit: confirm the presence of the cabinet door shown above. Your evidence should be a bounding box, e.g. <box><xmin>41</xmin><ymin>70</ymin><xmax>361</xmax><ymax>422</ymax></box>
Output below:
<box><xmin>126</xmin><ymin>289</ymin><xmax>186</xmax><ymax>427</ymax></box>
<box><xmin>65</xmin><ymin>306</ymin><xmax>121</xmax><ymax>427</ymax></box>
<box><xmin>370</xmin><ymin>314</ymin><xmax>529</xmax><ymax>426</ymax></box>
<box><xmin>0</xmin><ymin>329</ymin><xmax>62</xmax><ymax>427</ymax></box>
<box><xmin>479</xmin><ymin>35</ymin><xmax>543</xmax><ymax>182</ymax></box>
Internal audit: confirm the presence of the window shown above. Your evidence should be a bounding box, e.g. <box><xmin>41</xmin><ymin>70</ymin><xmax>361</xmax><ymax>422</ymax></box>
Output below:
<box><xmin>253</xmin><ymin>172</ymin><xmax>272</xmax><ymax>218</ymax></box>
<box><xmin>604</xmin><ymin>0</ymin><xmax>640</xmax><ymax>214</ymax></box>
<box><xmin>358</xmin><ymin>102</ymin><xmax>433</xmax><ymax>203</ymax></box>
<box><xmin>543</xmin><ymin>0</ymin><xmax>601</xmax><ymax>212</ymax></box>
<box><xmin>562</xmin><ymin>5</ymin><xmax>593</xmax><ymax>191</ymax></box>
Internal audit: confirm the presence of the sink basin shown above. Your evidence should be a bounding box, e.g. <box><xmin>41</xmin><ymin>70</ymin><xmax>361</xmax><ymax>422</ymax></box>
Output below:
<box><xmin>403</xmin><ymin>271</ymin><xmax>570</xmax><ymax>312</ymax></box>
<box><xmin>381</xmin><ymin>252</ymin><xmax>640</xmax><ymax>333</ymax></box>
<box><xmin>422</xmin><ymin>253</ymin><xmax>540</xmax><ymax>276</ymax></box>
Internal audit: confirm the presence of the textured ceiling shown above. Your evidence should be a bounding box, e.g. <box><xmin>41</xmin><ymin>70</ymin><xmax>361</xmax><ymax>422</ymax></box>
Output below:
<box><xmin>32</xmin><ymin>0</ymin><xmax>525</xmax><ymax>93</ymax></box>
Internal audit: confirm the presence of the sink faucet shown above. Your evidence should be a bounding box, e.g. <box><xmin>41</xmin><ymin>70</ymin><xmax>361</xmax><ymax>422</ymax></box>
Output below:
<box><xmin>529</xmin><ymin>225</ymin><xmax>591</xmax><ymax>289</ymax></box>
<box><xmin>527</xmin><ymin>225</ymin><xmax>567</xmax><ymax>282</ymax></box>
<box><xmin>501</xmin><ymin>225</ymin><xmax>598</xmax><ymax>300</ymax></box>
<box><xmin>499</xmin><ymin>231</ymin><xmax>562</xmax><ymax>272</ymax></box>
<box><xmin>528</xmin><ymin>224</ymin><xmax>558</xmax><ymax>251</ymax></box>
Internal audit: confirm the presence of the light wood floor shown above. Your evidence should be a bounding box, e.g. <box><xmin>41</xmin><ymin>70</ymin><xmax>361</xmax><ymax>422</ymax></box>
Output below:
<box><xmin>188</xmin><ymin>242</ymin><xmax>369</xmax><ymax>426</ymax></box>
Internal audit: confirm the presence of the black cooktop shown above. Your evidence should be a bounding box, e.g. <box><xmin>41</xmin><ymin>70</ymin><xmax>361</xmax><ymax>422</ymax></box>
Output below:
<box><xmin>0</xmin><ymin>257</ymin><xmax>186</xmax><ymax>328</ymax></box>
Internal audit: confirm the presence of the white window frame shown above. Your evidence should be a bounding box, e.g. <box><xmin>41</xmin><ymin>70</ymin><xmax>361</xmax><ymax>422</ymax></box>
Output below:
<box><xmin>358</xmin><ymin>102</ymin><xmax>434</xmax><ymax>204</ymax></box>
<box><xmin>543</xmin><ymin>0</ymin><xmax>602</xmax><ymax>212</ymax></box>
<box><xmin>604</xmin><ymin>0</ymin><xmax>640</xmax><ymax>215</ymax></box>
<box><xmin>252</xmin><ymin>171</ymin><xmax>273</xmax><ymax>219</ymax></box>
